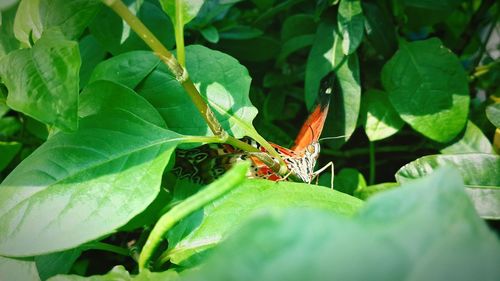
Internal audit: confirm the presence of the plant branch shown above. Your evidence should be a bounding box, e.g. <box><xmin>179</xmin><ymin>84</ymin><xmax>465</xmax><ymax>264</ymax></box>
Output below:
<box><xmin>368</xmin><ymin>142</ymin><xmax>375</xmax><ymax>185</ymax></box>
<box><xmin>175</xmin><ymin>0</ymin><xmax>186</xmax><ymax>66</ymax></box>
<box><xmin>82</xmin><ymin>242</ymin><xmax>130</xmax><ymax>256</ymax></box>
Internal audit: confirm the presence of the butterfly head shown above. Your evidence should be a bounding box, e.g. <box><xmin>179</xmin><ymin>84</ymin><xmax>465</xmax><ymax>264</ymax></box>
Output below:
<box><xmin>284</xmin><ymin>142</ymin><xmax>321</xmax><ymax>183</ymax></box>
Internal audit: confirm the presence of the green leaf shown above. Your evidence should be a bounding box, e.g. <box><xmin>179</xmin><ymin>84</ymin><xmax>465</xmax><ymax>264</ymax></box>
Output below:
<box><xmin>78</xmin><ymin>35</ymin><xmax>106</xmax><ymax>89</ymax></box>
<box><xmin>440</xmin><ymin>121</ymin><xmax>494</xmax><ymax>154</ymax></box>
<box><xmin>0</xmin><ymin>82</ymin><xmax>183</xmax><ymax>257</ymax></box>
<box><xmin>0</xmin><ymin>116</ymin><xmax>21</xmax><ymax>137</ymax></box>
<box><xmin>0</xmin><ymin>0</ymin><xmax>18</xmax><ymax>11</ymax></box>
<box><xmin>217</xmin><ymin>36</ymin><xmax>280</xmax><ymax>62</ymax></box>
<box><xmin>35</xmin><ymin>248</ymin><xmax>82</xmax><ymax>281</ymax></box>
<box><xmin>48</xmin><ymin>265</ymin><xmax>180</xmax><ymax>281</ymax></box>
<box><xmin>0</xmin><ymin>29</ymin><xmax>80</xmax><ymax>131</ymax></box>
<box><xmin>486</xmin><ymin>103</ymin><xmax>500</xmax><ymax>128</ymax></box>
<box><xmin>219</xmin><ymin>26</ymin><xmax>263</xmax><ymax>40</ymax></box>
<box><xmin>89</xmin><ymin>51</ymin><xmax>160</xmax><ymax>89</ymax></box>
<box><xmin>165</xmin><ymin>180</ymin><xmax>363</xmax><ymax>266</ymax></box>
<box><xmin>159</xmin><ymin>0</ymin><xmax>204</xmax><ymax>26</ymax></box>
<box><xmin>331</xmin><ymin>168</ymin><xmax>366</xmax><ymax>195</ymax></box>
<box><xmin>182</xmin><ymin>168</ymin><xmax>500</xmax><ymax>281</ymax></box>
<box><xmin>199</xmin><ymin>25</ymin><xmax>219</xmax><ymax>43</ymax></box>
<box><xmin>281</xmin><ymin>14</ymin><xmax>316</xmax><ymax>42</ymax></box>
<box><xmin>14</xmin><ymin>0</ymin><xmax>101</xmax><ymax>45</ymax></box>
<box><xmin>354</xmin><ymin>182</ymin><xmax>399</xmax><ymax>200</ymax></box>
<box><xmin>0</xmin><ymin>5</ymin><xmax>20</xmax><ymax>59</ymax></box>
<box><xmin>277</xmin><ymin>34</ymin><xmax>314</xmax><ymax>65</ymax></box>
<box><xmin>465</xmin><ymin>187</ymin><xmax>500</xmax><ymax>220</ymax></box>
<box><xmin>305</xmin><ymin>20</ymin><xmax>361</xmax><ymax>147</ymax></box>
<box><xmin>0</xmin><ymin>141</ymin><xmax>21</xmax><ymax>171</ymax></box>
<box><xmin>137</xmin><ymin>45</ymin><xmax>257</xmax><ymax>137</ymax></box>
<box><xmin>0</xmin><ymin>256</ymin><xmax>40</xmax><ymax>281</ymax></box>
<box><xmin>338</xmin><ymin>0</ymin><xmax>364</xmax><ymax>55</ymax></box>
<box><xmin>381</xmin><ymin>38</ymin><xmax>470</xmax><ymax>143</ymax></box>
<box><xmin>361</xmin><ymin>2</ymin><xmax>397</xmax><ymax>59</ymax></box>
<box><xmin>362</xmin><ymin>89</ymin><xmax>404</xmax><ymax>141</ymax></box>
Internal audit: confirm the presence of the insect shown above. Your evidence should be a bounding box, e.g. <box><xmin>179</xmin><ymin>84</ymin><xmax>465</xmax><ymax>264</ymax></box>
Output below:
<box><xmin>172</xmin><ymin>73</ymin><xmax>336</xmax><ymax>186</ymax></box>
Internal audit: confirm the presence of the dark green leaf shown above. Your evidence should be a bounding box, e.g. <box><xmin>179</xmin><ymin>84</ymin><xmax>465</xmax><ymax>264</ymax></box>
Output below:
<box><xmin>486</xmin><ymin>103</ymin><xmax>500</xmax><ymax>128</ymax></box>
<box><xmin>396</xmin><ymin>154</ymin><xmax>500</xmax><ymax>187</ymax></box>
<box><xmin>199</xmin><ymin>25</ymin><xmax>219</xmax><ymax>43</ymax></box>
<box><xmin>361</xmin><ymin>2</ymin><xmax>397</xmax><ymax>59</ymax></box>
<box><xmin>159</xmin><ymin>0</ymin><xmax>204</xmax><ymax>26</ymax></box>
<box><xmin>440</xmin><ymin>121</ymin><xmax>494</xmax><ymax>154</ymax></box>
<box><xmin>0</xmin><ymin>5</ymin><xmax>19</xmax><ymax>59</ymax></box>
<box><xmin>35</xmin><ymin>248</ymin><xmax>82</xmax><ymax>281</ymax></box>
<box><xmin>0</xmin><ymin>29</ymin><xmax>80</xmax><ymax>131</ymax></box>
<box><xmin>332</xmin><ymin>168</ymin><xmax>366</xmax><ymax>195</ymax></box>
<box><xmin>403</xmin><ymin>0</ymin><xmax>463</xmax><ymax>27</ymax></box>
<box><xmin>338</xmin><ymin>0</ymin><xmax>364</xmax><ymax>55</ymax></box>
<box><xmin>78</xmin><ymin>35</ymin><xmax>106</xmax><ymax>89</ymax></box>
<box><xmin>137</xmin><ymin>45</ymin><xmax>257</xmax><ymax>137</ymax></box>
<box><xmin>281</xmin><ymin>14</ymin><xmax>316</xmax><ymax>41</ymax></box>
<box><xmin>277</xmin><ymin>34</ymin><xmax>314</xmax><ymax>65</ymax></box>
<box><xmin>165</xmin><ymin>180</ymin><xmax>363</xmax><ymax>265</ymax></box>
<box><xmin>306</xmin><ymin>21</ymin><xmax>361</xmax><ymax>147</ymax></box>
<box><xmin>183</xmin><ymin>168</ymin><xmax>500</xmax><ymax>281</ymax></box>
<box><xmin>217</xmin><ymin>36</ymin><xmax>280</xmax><ymax>62</ymax></box>
<box><xmin>0</xmin><ymin>141</ymin><xmax>21</xmax><ymax>171</ymax></box>
<box><xmin>362</xmin><ymin>89</ymin><xmax>404</xmax><ymax>141</ymax></box>
<box><xmin>382</xmin><ymin>38</ymin><xmax>470</xmax><ymax>143</ymax></box>
<box><xmin>89</xmin><ymin>51</ymin><xmax>160</xmax><ymax>89</ymax></box>
<box><xmin>0</xmin><ymin>256</ymin><xmax>40</xmax><ymax>281</ymax></box>
<box><xmin>0</xmin><ymin>82</ymin><xmax>182</xmax><ymax>257</ymax></box>
<box><xmin>0</xmin><ymin>116</ymin><xmax>21</xmax><ymax>137</ymax></box>
<box><xmin>219</xmin><ymin>26</ymin><xmax>263</xmax><ymax>40</ymax></box>
<box><xmin>14</xmin><ymin>0</ymin><xmax>101</xmax><ymax>45</ymax></box>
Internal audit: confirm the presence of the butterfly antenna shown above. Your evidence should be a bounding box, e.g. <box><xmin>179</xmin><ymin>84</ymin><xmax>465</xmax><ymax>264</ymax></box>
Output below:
<box><xmin>318</xmin><ymin>135</ymin><xmax>347</xmax><ymax>142</ymax></box>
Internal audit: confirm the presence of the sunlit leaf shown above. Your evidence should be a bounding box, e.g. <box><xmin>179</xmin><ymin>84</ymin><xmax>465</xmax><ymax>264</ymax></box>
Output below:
<box><xmin>337</xmin><ymin>0</ymin><xmax>364</xmax><ymax>55</ymax></box>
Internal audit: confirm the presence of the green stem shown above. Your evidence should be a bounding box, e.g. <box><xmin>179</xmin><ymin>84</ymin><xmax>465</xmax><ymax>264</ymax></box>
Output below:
<box><xmin>138</xmin><ymin>162</ymin><xmax>250</xmax><ymax>271</ymax></box>
<box><xmin>175</xmin><ymin>0</ymin><xmax>186</xmax><ymax>66</ymax></box>
<box><xmin>368</xmin><ymin>142</ymin><xmax>375</xmax><ymax>185</ymax></box>
<box><xmin>82</xmin><ymin>242</ymin><xmax>129</xmax><ymax>256</ymax></box>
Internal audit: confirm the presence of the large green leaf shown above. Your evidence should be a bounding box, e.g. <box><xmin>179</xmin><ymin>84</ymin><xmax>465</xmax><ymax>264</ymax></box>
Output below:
<box><xmin>0</xmin><ymin>256</ymin><xmax>40</xmax><ymax>281</ymax></box>
<box><xmin>136</xmin><ymin>45</ymin><xmax>257</xmax><ymax>137</ymax></box>
<box><xmin>159</xmin><ymin>0</ymin><xmax>204</xmax><ymax>26</ymax></box>
<box><xmin>89</xmin><ymin>51</ymin><xmax>160</xmax><ymax>89</ymax></box>
<box><xmin>78</xmin><ymin>35</ymin><xmax>106</xmax><ymax>89</ymax></box>
<box><xmin>381</xmin><ymin>38</ymin><xmax>470</xmax><ymax>143</ymax></box>
<box><xmin>14</xmin><ymin>0</ymin><xmax>101</xmax><ymax>46</ymax></box>
<box><xmin>305</xmin><ymin>20</ymin><xmax>361</xmax><ymax>147</ymax></box>
<box><xmin>440</xmin><ymin>121</ymin><xmax>494</xmax><ymax>154</ymax></box>
<box><xmin>0</xmin><ymin>29</ymin><xmax>80</xmax><ymax>131</ymax></box>
<box><xmin>0</xmin><ymin>4</ymin><xmax>19</xmax><ymax>59</ymax></box>
<box><xmin>361</xmin><ymin>2</ymin><xmax>397</xmax><ymax>59</ymax></box>
<box><xmin>182</xmin><ymin>168</ymin><xmax>500</xmax><ymax>281</ymax></box>
<box><xmin>361</xmin><ymin>89</ymin><xmax>404</xmax><ymax>141</ymax></box>
<box><xmin>337</xmin><ymin>0</ymin><xmax>364</xmax><ymax>55</ymax></box>
<box><xmin>164</xmin><ymin>180</ymin><xmax>363</xmax><ymax>266</ymax></box>
<box><xmin>0</xmin><ymin>82</ymin><xmax>183</xmax><ymax>257</ymax></box>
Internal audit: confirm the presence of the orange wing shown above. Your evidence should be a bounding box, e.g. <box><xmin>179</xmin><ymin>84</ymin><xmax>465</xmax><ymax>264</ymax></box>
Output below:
<box><xmin>292</xmin><ymin>73</ymin><xmax>335</xmax><ymax>151</ymax></box>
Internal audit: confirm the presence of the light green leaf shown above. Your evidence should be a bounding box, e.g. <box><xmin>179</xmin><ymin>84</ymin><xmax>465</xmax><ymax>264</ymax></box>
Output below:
<box><xmin>305</xmin><ymin>20</ymin><xmax>361</xmax><ymax>147</ymax></box>
<box><xmin>381</xmin><ymin>38</ymin><xmax>470</xmax><ymax>143</ymax></box>
<box><xmin>48</xmin><ymin>266</ymin><xmax>180</xmax><ymax>281</ymax></box>
<box><xmin>159</xmin><ymin>0</ymin><xmax>204</xmax><ymax>26</ymax></box>
<box><xmin>440</xmin><ymin>121</ymin><xmax>494</xmax><ymax>154</ymax></box>
<box><xmin>165</xmin><ymin>180</ymin><xmax>363</xmax><ymax>266</ymax></box>
<box><xmin>338</xmin><ymin>0</ymin><xmax>364</xmax><ymax>55</ymax></box>
<box><xmin>362</xmin><ymin>89</ymin><xmax>404</xmax><ymax>141</ymax></box>
<box><xmin>465</xmin><ymin>187</ymin><xmax>500</xmax><ymax>220</ymax></box>
<box><xmin>354</xmin><ymin>182</ymin><xmax>399</xmax><ymax>200</ymax></box>
<box><xmin>486</xmin><ymin>103</ymin><xmax>500</xmax><ymax>128</ymax></box>
<box><xmin>183</xmin><ymin>168</ymin><xmax>500</xmax><ymax>281</ymax></box>
<box><xmin>137</xmin><ymin>45</ymin><xmax>256</xmax><ymax>137</ymax></box>
<box><xmin>89</xmin><ymin>51</ymin><xmax>160</xmax><ymax>89</ymax></box>
<box><xmin>0</xmin><ymin>28</ymin><xmax>80</xmax><ymax>131</ymax></box>
<box><xmin>0</xmin><ymin>141</ymin><xmax>21</xmax><ymax>171</ymax></box>
<box><xmin>0</xmin><ymin>82</ymin><xmax>183</xmax><ymax>257</ymax></box>
<box><xmin>0</xmin><ymin>256</ymin><xmax>40</xmax><ymax>281</ymax></box>
<box><xmin>14</xmin><ymin>0</ymin><xmax>101</xmax><ymax>45</ymax></box>
<box><xmin>396</xmin><ymin>154</ymin><xmax>500</xmax><ymax>187</ymax></box>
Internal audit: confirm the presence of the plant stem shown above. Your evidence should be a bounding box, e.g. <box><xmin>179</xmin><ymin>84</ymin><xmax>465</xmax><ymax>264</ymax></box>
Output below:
<box><xmin>82</xmin><ymin>242</ymin><xmax>129</xmax><ymax>256</ymax></box>
<box><xmin>175</xmin><ymin>0</ymin><xmax>186</xmax><ymax>66</ymax></box>
<box><xmin>368</xmin><ymin>142</ymin><xmax>375</xmax><ymax>185</ymax></box>
<box><xmin>138</xmin><ymin>162</ymin><xmax>249</xmax><ymax>271</ymax></box>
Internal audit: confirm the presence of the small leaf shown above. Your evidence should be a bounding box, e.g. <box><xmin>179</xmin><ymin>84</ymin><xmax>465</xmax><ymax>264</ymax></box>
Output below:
<box><xmin>35</xmin><ymin>248</ymin><xmax>82</xmax><ymax>281</ymax></box>
<box><xmin>136</xmin><ymin>45</ymin><xmax>257</xmax><ymax>137</ymax></box>
<box><xmin>0</xmin><ymin>141</ymin><xmax>21</xmax><ymax>171</ymax></box>
<box><xmin>89</xmin><ymin>51</ymin><xmax>160</xmax><ymax>89</ymax></box>
<box><xmin>440</xmin><ymin>121</ymin><xmax>494</xmax><ymax>154</ymax></box>
<box><xmin>381</xmin><ymin>38</ymin><xmax>470</xmax><ymax>143</ymax></box>
<box><xmin>165</xmin><ymin>180</ymin><xmax>363</xmax><ymax>265</ymax></box>
<box><xmin>362</xmin><ymin>89</ymin><xmax>404</xmax><ymax>141</ymax></box>
<box><xmin>0</xmin><ymin>117</ymin><xmax>21</xmax><ymax>137</ymax></box>
<box><xmin>305</xmin><ymin>20</ymin><xmax>361</xmax><ymax>147</ymax></box>
<box><xmin>159</xmin><ymin>0</ymin><xmax>204</xmax><ymax>26</ymax></box>
<box><xmin>0</xmin><ymin>82</ymin><xmax>182</xmax><ymax>257</ymax></box>
<box><xmin>486</xmin><ymin>103</ymin><xmax>500</xmax><ymax>128</ymax></box>
<box><xmin>182</xmin><ymin>168</ymin><xmax>500</xmax><ymax>281</ymax></box>
<box><xmin>396</xmin><ymin>154</ymin><xmax>500</xmax><ymax>187</ymax></box>
<box><xmin>200</xmin><ymin>25</ymin><xmax>219</xmax><ymax>43</ymax></box>
<box><xmin>0</xmin><ymin>29</ymin><xmax>80</xmax><ymax>131</ymax></box>
<box><xmin>277</xmin><ymin>34</ymin><xmax>314</xmax><ymax>65</ymax></box>
<box><xmin>0</xmin><ymin>256</ymin><xmax>40</xmax><ymax>281</ymax></box>
<box><xmin>331</xmin><ymin>168</ymin><xmax>366</xmax><ymax>195</ymax></box>
<box><xmin>338</xmin><ymin>0</ymin><xmax>364</xmax><ymax>55</ymax></box>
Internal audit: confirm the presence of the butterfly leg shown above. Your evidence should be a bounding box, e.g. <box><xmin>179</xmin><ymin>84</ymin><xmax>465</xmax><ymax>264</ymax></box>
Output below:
<box><xmin>312</xmin><ymin>161</ymin><xmax>335</xmax><ymax>189</ymax></box>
